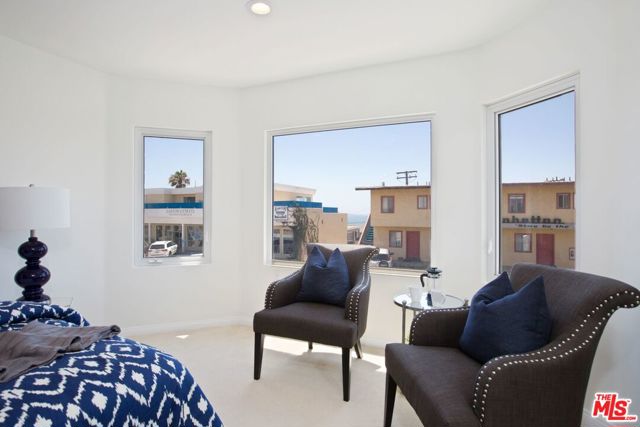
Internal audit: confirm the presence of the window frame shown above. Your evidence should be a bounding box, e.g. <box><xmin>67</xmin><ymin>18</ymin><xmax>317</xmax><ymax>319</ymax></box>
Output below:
<box><xmin>556</xmin><ymin>192</ymin><xmax>571</xmax><ymax>209</ymax></box>
<box><xmin>389</xmin><ymin>230</ymin><xmax>403</xmax><ymax>248</ymax></box>
<box><xmin>514</xmin><ymin>233</ymin><xmax>532</xmax><ymax>253</ymax></box>
<box><xmin>381</xmin><ymin>195</ymin><xmax>395</xmax><ymax>213</ymax></box>
<box><xmin>507</xmin><ymin>193</ymin><xmax>526</xmax><ymax>213</ymax></box>
<box><xmin>485</xmin><ymin>73</ymin><xmax>579</xmax><ymax>278</ymax></box>
<box><xmin>264</xmin><ymin>113</ymin><xmax>434</xmax><ymax>269</ymax></box>
<box><xmin>134</xmin><ymin>127</ymin><xmax>212</xmax><ymax>267</ymax></box>
<box><xmin>417</xmin><ymin>194</ymin><xmax>430</xmax><ymax>209</ymax></box>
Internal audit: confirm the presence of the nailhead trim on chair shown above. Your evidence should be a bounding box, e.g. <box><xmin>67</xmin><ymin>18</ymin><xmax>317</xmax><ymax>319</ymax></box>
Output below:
<box><xmin>409</xmin><ymin>307</ymin><xmax>470</xmax><ymax>345</ymax></box>
<box><xmin>471</xmin><ymin>290</ymin><xmax>640</xmax><ymax>426</ymax></box>
<box><xmin>346</xmin><ymin>249</ymin><xmax>377</xmax><ymax>324</ymax></box>
<box><xmin>265</xmin><ymin>269</ymin><xmax>301</xmax><ymax>310</ymax></box>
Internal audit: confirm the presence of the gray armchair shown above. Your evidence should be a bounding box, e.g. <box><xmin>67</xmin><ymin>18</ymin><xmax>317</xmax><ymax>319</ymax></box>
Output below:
<box><xmin>384</xmin><ymin>263</ymin><xmax>639</xmax><ymax>427</ymax></box>
<box><xmin>253</xmin><ymin>244</ymin><xmax>378</xmax><ymax>401</ymax></box>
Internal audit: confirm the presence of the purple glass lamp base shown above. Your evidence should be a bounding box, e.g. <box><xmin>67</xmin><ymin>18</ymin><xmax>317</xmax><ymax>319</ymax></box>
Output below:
<box><xmin>14</xmin><ymin>236</ymin><xmax>52</xmax><ymax>303</ymax></box>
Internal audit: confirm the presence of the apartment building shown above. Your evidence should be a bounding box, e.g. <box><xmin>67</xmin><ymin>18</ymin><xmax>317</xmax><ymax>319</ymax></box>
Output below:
<box><xmin>357</xmin><ymin>180</ymin><xmax>575</xmax><ymax>270</ymax></box>
<box><xmin>501</xmin><ymin>181</ymin><xmax>575</xmax><ymax>270</ymax></box>
<box><xmin>355</xmin><ymin>185</ymin><xmax>432</xmax><ymax>264</ymax></box>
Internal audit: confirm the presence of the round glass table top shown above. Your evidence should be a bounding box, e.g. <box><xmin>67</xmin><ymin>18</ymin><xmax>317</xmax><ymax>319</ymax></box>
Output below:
<box><xmin>393</xmin><ymin>291</ymin><xmax>464</xmax><ymax>311</ymax></box>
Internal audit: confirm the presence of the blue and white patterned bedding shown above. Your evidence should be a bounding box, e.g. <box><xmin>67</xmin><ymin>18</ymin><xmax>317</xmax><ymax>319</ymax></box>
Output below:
<box><xmin>0</xmin><ymin>301</ymin><xmax>223</xmax><ymax>427</ymax></box>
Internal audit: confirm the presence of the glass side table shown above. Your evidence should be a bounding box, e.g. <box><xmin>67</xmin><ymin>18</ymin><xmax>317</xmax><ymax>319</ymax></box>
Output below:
<box><xmin>393</xmin><ymin>292</ymin><xmax>464</xmax><ymax>343</ymax></box>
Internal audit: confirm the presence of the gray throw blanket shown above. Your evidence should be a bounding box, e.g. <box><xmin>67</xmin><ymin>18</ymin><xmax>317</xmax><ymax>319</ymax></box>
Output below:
<box><xmin>0</xmin><ymin>320</ymin><xmax>120</xmax><ymax>383</ymax></box>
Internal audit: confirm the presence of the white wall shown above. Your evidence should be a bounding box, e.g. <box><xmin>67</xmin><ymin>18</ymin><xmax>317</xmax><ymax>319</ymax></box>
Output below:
<box><xmin>238</xmin><ymin>0</ymin><xmax>639</xmax><ymax>416</ymax></box>
<box><xmin>0</xmin><ymin>35</ymin><xmax>108</xmax><ymax>323</ymax></box>
<box><xmin>0</xmin><ymin>0</ymin><xmax>637</xmax><ymax>420</ymax></box>
<box><xmin>477</xmin><ymin>0</ymin><xmax>640</xmax><ymax>410</ymax></box>
<box><xmin>238</xmin><ymin>48</ymin><xmax>486</xmax><ymax>343</ymax></box>
<box><xmin>0</xmin><ymin>35</ymin><xmax>245</xmax><ymax>331</ymax></box>
<box><xmin>104</xmin><ymin>76</ymin><xmax>243</xmax><ymax>330</ymax></box>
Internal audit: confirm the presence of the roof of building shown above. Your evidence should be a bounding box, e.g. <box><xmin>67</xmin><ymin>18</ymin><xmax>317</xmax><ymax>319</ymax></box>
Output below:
<box><xmin>274</xmin><ymin>183</ymin><xmax>316</xmax><ymax>196</ymax></box>
<box><xmin>355</xmin><ymin>185</ymin><xmax>430</xmax><ymax>191</ymax></box>
<box><xmin>144</xmin><ymin>186</ymin><xmax>203</xmax><ymax>195</ymax></box>
<box><xmin>502</xmin><ymin>180</ymin><xmax>575</xmax><ymax>186</ymax></box>
<box><xmin>355</xmin><ymin>181</ymin><xmax>574</xmax><ymax>191</ymax></box>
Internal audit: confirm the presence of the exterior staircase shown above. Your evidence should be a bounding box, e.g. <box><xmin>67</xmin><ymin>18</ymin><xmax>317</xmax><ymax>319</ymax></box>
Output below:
<box><xmin>358</xmin><ymin>215</ymin><xmax>374</xmax><ymax>246</ymax></box>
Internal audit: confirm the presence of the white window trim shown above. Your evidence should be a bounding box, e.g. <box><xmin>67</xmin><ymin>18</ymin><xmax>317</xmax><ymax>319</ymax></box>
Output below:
<box><xmin>263</xmin><ymin>113</ymin><xmax>435</xmax><ymax>272</ymax></box>
<box><xmin>484</xmin><ymin>73</ymin><xmax>580</xmax><ymax>278</ymax></box>
<box><xmin>134</xmin><ymin>127</ymin><xmax>212</xmax><ymax>267</ymax></box>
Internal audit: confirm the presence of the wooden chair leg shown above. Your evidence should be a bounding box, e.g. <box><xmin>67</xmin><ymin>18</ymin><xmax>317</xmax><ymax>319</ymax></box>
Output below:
<box><xmin>354</xmin><ymin>339</ymin><xmax>363</xmax><ymax>359</ymax></box>
<box><xmin>384</xmin><ymin>373</ymin><xmax>397</xmax><ymax>427</ymax></box>
<box><xmin>308</xmin><ymin>341</ymin><xmax>313</xmax><ymax>351</ymax></box>
<box><xmin>342</xmin><ymin>347</ymin><xmax>351</xmax><ymax>401</ymax></box>
<box><xmin>254</xmin><ymin>333</ymin><xmax>264</xmax><ymax>380</ymax></box>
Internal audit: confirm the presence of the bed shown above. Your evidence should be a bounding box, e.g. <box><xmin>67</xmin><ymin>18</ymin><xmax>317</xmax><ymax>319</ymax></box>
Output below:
<box><xmin>0</xmin><ymin>301</ymin><xmax>223</xmax><ymax>427</ymax></box>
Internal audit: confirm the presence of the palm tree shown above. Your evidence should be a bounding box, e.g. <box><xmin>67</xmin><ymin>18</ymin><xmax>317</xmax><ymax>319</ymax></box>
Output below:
<box><xmin>168</xmin><ymin>170</ymin><xmax>190</xmax><ymax>188</ymax></box>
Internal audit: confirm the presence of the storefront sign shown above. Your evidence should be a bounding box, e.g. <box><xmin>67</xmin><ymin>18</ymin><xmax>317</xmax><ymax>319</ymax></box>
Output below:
<box><xmin>502</xmin><ymin>222</ymin><xmax>573</xmax><ymax>230</ymax></box>
<box><xmin>274</xmin><ymin>206</ymin><xmax>288</xmax><ymax>221</ymax></box>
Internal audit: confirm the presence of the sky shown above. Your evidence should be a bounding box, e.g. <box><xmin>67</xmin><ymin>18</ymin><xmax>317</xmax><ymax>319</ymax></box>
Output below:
<box><xmin>142</xmin><ymin>91</ymin><xmax>574</xmax><ymax>215</ymax></box>
<box><xmin>144</xmin><ymin>137</ymin><xmax>204</xmax><ymax>188</ymax></box>
<box><xmin>273</xmin><ymin>121</ymin><xmax>432</xmax><ymax>215</ymax></box>
<box><xmin>500</xmin><ymin>91</ymin><xmax>575</xmax><ymax>183</ymax></box>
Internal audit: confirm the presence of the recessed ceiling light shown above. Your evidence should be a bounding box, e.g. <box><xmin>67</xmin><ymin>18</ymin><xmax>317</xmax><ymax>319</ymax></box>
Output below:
<box><xmin>247</xmin><ymin>0</ymin><xmax>272</xmax><ymax>16</ymax></box>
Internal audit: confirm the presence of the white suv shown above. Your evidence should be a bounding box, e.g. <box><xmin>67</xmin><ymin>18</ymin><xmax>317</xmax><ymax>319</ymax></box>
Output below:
<box><xmin>148</xmin><ymin>241</ymin><xmax>178</xmax><ymax>257</ymax></box>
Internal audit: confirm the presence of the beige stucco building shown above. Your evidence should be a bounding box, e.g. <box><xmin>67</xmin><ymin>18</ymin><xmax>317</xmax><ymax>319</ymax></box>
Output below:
<box><xmin>356</xmin><ymin>185</ymin><xmax>431</xmax><ymax>265</ymax></box>
<box><xmin>272</xmin><ymin>183</ymin><xmax>347</xmax><ymax>260</ymax></box>
<box><xmin>356</xmin><ymin>180</ymin><xmax>575</xmax><ymax>270</ymax></box>
<box><xmin>500</xmin><ymin>181</ymin><xmax>575</xmax><ymax>270</ymax></box>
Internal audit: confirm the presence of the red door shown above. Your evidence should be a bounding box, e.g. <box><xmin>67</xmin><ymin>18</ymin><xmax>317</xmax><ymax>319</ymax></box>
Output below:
<box><xmin>536</xmin><ymin>234</ymin><xmax>555</xmax><ymax>266</ymax></box>
<box><xmin>406</xmin><ymin>231</ymin><xmax>420</xmax><ymax>260</ymax></box>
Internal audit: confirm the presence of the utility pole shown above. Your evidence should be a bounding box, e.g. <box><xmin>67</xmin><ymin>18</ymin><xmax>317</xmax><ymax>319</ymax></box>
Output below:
<box><xmin>396</xmin><ymin>170</ymin><xmax>417</xmax><ymax>185</ymax></box>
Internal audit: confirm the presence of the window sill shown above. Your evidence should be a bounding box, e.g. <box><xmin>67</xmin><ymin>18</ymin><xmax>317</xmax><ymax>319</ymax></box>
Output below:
<box><xmin>135</xmin><ymin>256</ymin><xmax>210</xmax><ymax>268</ymax></box>
<box><xmin>270</xmin><ymin>261</ymin><xmax>422</xmax><ymax>279</ymax></box>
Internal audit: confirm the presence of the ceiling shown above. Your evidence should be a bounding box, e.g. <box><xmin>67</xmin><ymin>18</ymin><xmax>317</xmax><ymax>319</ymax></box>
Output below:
<box><xmin>0</xmin><ymin>0</ymin><xmax>550</xmax><ymax>88</ymax></box>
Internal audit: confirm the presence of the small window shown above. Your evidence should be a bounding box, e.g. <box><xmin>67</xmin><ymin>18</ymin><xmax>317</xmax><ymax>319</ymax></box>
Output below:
<box><xmin>557</xmin><ymin>193</ymin><xmax>571</xmax><ymax>209</ymax></box>
<box><xmin>508</xmin><ymin>194</ymin><xmax>526</xmax><ymax>213</ymax></box>
<box><xmin>514</xmin><ymin>233</ymin><xmax>532</xmax><ymax>252</ymax></box>
<box><xmin>381</xmin><ymin>196</ymin><xmax>395</xmax><ymax>213</ymax></box>
<box><xmin>417</xmin><ymin>195</ymin><xmax>430</xmax><ymax>209</ymax></box>
<box><xmin>135</xmin><ymin>127</ymin><xmax>211</xmax><ymax>266</ymax></box>
<box><xmin>389</xmin><ymin>231</ymin><xmax>402</xmax><ymax>248</ymax></box>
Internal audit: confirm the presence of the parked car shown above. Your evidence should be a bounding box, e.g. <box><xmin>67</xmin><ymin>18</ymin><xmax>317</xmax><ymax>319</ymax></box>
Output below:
<box><xmin>147</xmin><ymin>241</ymin><xmax>178</xmax><ymax>257</ymax></box>
<box><xmin>370</xmin><ymin>248</ymin><xmax>392</xmax><ymax>268</ymax></box>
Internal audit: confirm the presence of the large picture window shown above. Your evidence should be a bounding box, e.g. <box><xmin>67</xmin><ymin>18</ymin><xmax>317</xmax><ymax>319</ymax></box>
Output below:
<box><xmin>487</xmin><ymin>76</ymin><xmax>577</xmax><ymax>274</ymax></box>
<box><xmin>135</xmin><ymin>128</ymin><xmax>211</xmax><ymax>266</ymax></box>
<box><xmin>269</xmin><ymin>117</ymin><xmax>432</xmax><ymax>271</ymax></box>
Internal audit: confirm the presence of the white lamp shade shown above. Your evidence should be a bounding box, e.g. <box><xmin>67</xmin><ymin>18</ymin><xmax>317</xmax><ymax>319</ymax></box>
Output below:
<box><xmin>0</xmin><ymin>187</ymin><xmax>70</xmax><ymax>231</ymax></box>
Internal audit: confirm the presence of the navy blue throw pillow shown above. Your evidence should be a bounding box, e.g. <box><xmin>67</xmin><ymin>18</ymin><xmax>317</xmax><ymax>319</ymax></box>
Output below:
<box><xmin>459</xmin><ymin>273</ymin><xmax>552</xmax><ymax>363</ymax></box>
<box><xmin>297</xmin><ymin>247</ymin><xmax>350</xmax><ymax>307</ymax></box>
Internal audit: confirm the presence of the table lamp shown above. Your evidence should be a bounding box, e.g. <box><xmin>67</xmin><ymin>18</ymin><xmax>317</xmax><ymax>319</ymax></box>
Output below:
<box><xmin>0</xmin><ymin>185</ymin><xmax>70</xmax><ymax>303</ymax></box>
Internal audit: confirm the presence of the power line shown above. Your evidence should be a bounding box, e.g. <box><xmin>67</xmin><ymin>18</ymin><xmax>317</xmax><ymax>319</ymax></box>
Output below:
<box><xmin>396</xmin><ymin>170</ymin><xmax>417</xmax><ymax>185</ymax></box>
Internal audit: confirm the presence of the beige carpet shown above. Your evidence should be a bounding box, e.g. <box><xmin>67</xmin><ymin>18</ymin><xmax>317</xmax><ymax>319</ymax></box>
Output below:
<box><xmin>128</xmin><ymin>325</ymin><xmax>423</xmax><ymax>426</ymax></box>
